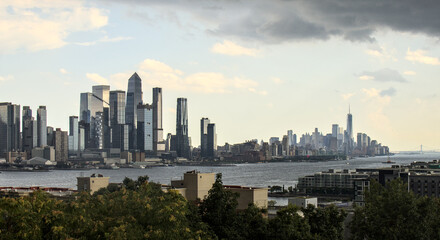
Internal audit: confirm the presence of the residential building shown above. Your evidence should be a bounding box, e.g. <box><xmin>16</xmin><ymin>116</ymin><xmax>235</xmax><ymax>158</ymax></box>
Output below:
<box><xmin>54</xmin><ymin>128</ymin><xmax>68</xmax><ymax>162</ymax></box>
<box><xmin>37</xmin><ymin>106</ymin><xmax>47</xmax><ymax>147</ymax></box>
<box><xmin>176</xmin><ymin>98</ymin><xmax>189</xmax><ymax>158</ymax></box>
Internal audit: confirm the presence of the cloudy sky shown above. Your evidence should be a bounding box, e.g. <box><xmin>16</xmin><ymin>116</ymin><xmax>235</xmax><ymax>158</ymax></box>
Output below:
<box><xmin>1</xmin><ymin>0</ymin><xmax>439</xmax><ymax>151</ymax></box>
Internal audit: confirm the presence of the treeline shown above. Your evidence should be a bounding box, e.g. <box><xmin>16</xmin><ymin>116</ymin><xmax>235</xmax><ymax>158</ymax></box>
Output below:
<box><xmin>2</xmin><ymin>175</ymin><xmax>436</xmax><ymax>240</ymax></box>
<box><xmin>0</xmin><ymin>174</ymin><xmax>346</xmax><ymax>240</ymax></box>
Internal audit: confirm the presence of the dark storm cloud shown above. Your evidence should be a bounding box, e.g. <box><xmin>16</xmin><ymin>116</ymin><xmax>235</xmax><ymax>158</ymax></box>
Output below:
<box><xmin>359</xmin><ymin>69</ymin><xmax>407</xmax><ymax>83</ymax></box>
<box><xmin>380</xmin><ymin>87</ymin><xmax>397</xmax><ymax>97</ymax></box>
<box><xmin>105</xmin><ymin>0</ymin><xmax>440</xmax><ymax>43</ymax></box>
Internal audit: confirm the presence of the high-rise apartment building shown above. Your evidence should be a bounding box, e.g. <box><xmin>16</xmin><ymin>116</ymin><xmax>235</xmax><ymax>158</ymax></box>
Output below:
<box><xmin>0</xmin><ymin>102</ymin><xmax>20</xmax><ymax>158</ymax></box>
<box><xmin>68</xmin><ymin>116</ymin><xmax>79</xmax><ymax>155</ymax></box>
<box><xmin>200</xmin><ymin>117</ymin><xmax>210</xmax><ymax>157</ymax></box>
<box><xmin>125</xmin><ymin>73</ymin><xmax>143</xmax><ymax>150</ymax></box>
<box><xmin>37</xmin><ymin>106</ymin><xmax>47</xmax><ymax>147</ymax></box>
<box><xmin>176</xmin><ymin>98</ymin><xmax>189</xmax><ymax>158</ymax></box>
<box><xmin>54</xmin><ymin>128</ymin><xmax>68</xmax><ymax>162</ymax></box>
<box><xmin>137</xmin><ymin>104</ymin><xmax>153</xmax><ymax>152</ymax></box>
<box><xmin>47</xmin><ymin>126</ymin><xmax>54</xmax><ymax>146</ymax></box>
<box><xmin>207</xmin><ymin>123</ymin><xmax>217</xmax><ymax>158</ymax></box>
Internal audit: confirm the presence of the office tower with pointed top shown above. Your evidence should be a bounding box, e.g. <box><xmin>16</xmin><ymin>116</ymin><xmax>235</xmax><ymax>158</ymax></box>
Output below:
<box><xmin>200</xmin><ymin>117</ymin><xmax>210</xmax><ymax>157</ymax></box>
<box><xmin>176</xmin><ymin>98</ymin><xmax>189</xmax><ymax>158</ymax></box>
<box><xmin>125</xmin><ymin>72</ymin><xmax>143</xmax><ymax>150</ymax></box>
<box><xmin>37</xmin><ymin>106</ymin><xmax>47</xmax><ymax>147</ymax></box>
<box><xmin>153</xmin><ymin>87</ymin><xmax>165</xmax><ymax>152</ymax></box>
<box><xmin>0</xmin><ymin>102</ymin><xmax>20</xmax><ymax>158</ymax></box>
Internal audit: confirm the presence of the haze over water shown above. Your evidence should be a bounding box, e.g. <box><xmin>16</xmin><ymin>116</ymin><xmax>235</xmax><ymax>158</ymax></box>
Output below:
<box><xmin>2</xmin><ymin>153</ymin><xmax>440</xmax><ymax>190</ymax></box>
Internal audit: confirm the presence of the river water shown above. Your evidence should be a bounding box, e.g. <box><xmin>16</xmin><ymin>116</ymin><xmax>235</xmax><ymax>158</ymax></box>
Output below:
<box><xmin>1</xmin><ymin>153</ymin><xmax>440</xmax><ymax>205</ymax></box>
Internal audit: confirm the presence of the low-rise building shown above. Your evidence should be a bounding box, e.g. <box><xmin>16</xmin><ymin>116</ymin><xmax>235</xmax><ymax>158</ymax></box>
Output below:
<box><xmin>224</xmin><ymin>185</ymin><xmax>268</xmax><ymax>209</ymax></box>
<box><xmin>288</xmin><ymin>197</ymin><xmax>318</xmax><ymax>208</ymax></box>
<box><xmin>77</xmin><ymin>174</ymin><xmax>109</xmax><ymax>194</ymax></box>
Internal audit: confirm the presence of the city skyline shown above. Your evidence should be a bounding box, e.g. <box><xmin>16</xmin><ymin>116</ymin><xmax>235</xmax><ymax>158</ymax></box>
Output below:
<box><xmin>1</xmin><ymin>1</ymin><xmax>440</xmax><ymax>151</ymax></box>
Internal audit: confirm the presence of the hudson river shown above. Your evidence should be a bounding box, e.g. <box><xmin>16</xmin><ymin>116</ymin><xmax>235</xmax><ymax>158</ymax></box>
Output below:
<box><xmin>2</xmin><ymin>153</ymin><xmax>440</xmax><ymax>190</ymax></box>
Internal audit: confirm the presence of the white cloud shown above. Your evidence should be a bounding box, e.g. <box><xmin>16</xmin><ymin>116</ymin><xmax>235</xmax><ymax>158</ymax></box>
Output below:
<box><xmin>405</xmin><ymin>49</ymin><xmax>440</xmax><ymax>65</ymax></box>
<box><xmin>271</xmin><ymin>77</ymin><xmax>283</xmax><ymax>84</ymax></box>
<box><xmin>341</xmin><ymin>93</ymin><xmax>354</xmax><ymax>100</ymax></box>
<box><xmin>108</xmin><ymin>59</ymin><xmax>264</xmax><ymax>95</ymax></box>
<box><xmin>74</xmin><ymin>36</ymin><xmax>133</xmax><ymax>46</ymax></box>
<box><xmin>211</xmin><ymin>40</ymin><xmax>258</xmax><ymax>56</ymax></box>
<box><xmin>403</xmin><ymin>71</ymin><xmax>416</xmax><ymax>76</ymax></box>
<box><xmin>59</xmin><ymin>68</ymin><xmax>68</xmax><ymax>74</ymax></box>
<box><xmin>0</xmin><ymin>74</ymin><xmax>14</xmax><ymax>82</ymax></box>
<box><xmin>365</xmin><ymin>45</ymin><xmax>397</xmax><ymax>61</ymax></box>
<box><xmin>0</xmin><ymin>0</ymin><xmax>108</xmax><ymax>53</ymax></box>
<box><xmin>362</xmin><ymin>88</ymin><xmax>392</xmax><ymax>132</ymax></box>
<box><xmin>86</xmin><ymin>73</ymin><xmax>109</xmax><ymax>85</ymax></box>
<box><xmin>359</xmin><ymin>75</ymin><xmax>374</xmax><ymax>80</ymax></box>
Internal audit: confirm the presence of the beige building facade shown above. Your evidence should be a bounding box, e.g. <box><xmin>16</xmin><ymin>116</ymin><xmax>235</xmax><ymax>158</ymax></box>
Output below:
<box><xmin>77</xmin><ymin>174</ymin><xmax>109</xmax><ymax>194</ymax></box>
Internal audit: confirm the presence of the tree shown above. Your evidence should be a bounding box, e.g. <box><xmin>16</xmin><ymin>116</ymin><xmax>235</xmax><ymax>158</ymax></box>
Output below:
<box><xmin>303</xmin><ymin>204</ymin><xmax>346</xmax><ymax>240</ymax></box>
<box><xmin>199</xmin><ymin>173</ymin><xmax>241</xmax><ymax>239</ymax></box>
<box><xmin>268</xmin><ymin>204</ymin><xmax>312</xmax><ymax>240</ymax></box>
<box><xmin>350</xmin><ymin>179</ymin><xmax>440</xmax><ymax>240</ymax></box>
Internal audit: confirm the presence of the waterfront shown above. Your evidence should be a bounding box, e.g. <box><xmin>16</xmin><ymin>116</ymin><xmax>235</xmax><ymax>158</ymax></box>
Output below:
<box><xmin>1</xmin><ymin>153</ymin><xmax>438</xmax><ymax>189</ymax></box>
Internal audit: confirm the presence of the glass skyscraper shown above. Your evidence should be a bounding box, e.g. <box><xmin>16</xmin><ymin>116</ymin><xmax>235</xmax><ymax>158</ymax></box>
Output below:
<box><xmin>176</xmin><ymin>98</ymin><xmax>189</xmax><ymax>158</ymax></box>
<box><xmin>125</xmin><ymin>72</ymin><xmax>143</xmax><ymax>150</ymax></box>
<box><xmin>37</xmin><ymin>106</ymin><xmax>47</xmax><ymax>147</ymax></box>
<box><xmin>0</xmin><ymin>102</ymin><xmax>20</xmax><ymax>158</ymax></box>
<box><xmin>153</xmin><ymin>87</ymin><xmax>164</xmax><ymax>152</ymax></box>
<box><xmin>137</xmin><ymin>104</ymin><xmax>153</xmax><ymax>152</ymax></box>
<box><xmin>200</xmin><ymin>117</ymin><xmax>210</xmax><ymax>157</ymax></box>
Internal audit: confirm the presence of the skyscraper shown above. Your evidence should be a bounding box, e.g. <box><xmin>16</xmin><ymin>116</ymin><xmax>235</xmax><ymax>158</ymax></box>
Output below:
<box><xmin>92</xmin><ymin>85</ymin><xmax>110</xmax><ymax>113</ymax></box>
<box><xmin>125</xmin><ymin>72</ymin><xmax>143</xmax><ymax>150</ymax></box>
<box><xmin>22</xmin><ymin>106</ymin><xmax>36</xmax><ymax>155</ymax></box>
<box><xmin>137</xmin><ymin>104</ymin><xmax>153</xmax><ymax>152</ymax></box>
<box><xmin>54</xmin><ymin>128</ymin><xmax>68</xmax><ymax>162</ymax></box>
<box><xmin>0</xmin><ymin>102</ymin><xmax>20</xmax><ymax>158</ymax></box>
<box><xmin>207</xmin><ymin>123</ymin><xmax>217</xmax><ymax>158</ymax></box>
<box><xmin>68</xmin><ymin>116</ymin><xmax>79</xmax><ymax>155</ymax></box>
<box><xmin>37</xmin><ymin>106</ymin><xmax>47</xmax><ymax>147</ymax></box>
<box><xmin>200</xmin><ymin>117</ymin><xmax>210</xmax><ymax>157</ymax></box>
<box><xmin>332</xmin><ymin>124</ymin><xmax>338</xmax><ymax>138</ymax></box>
<box><xmin>176</xmin><ymin>98</ymin><xmax>189</xmax><ymax>158</ymax></box>
<box><xmin>346</xmin><ymin>107</ymin><xmax>353</xmax><ymax>153</ymax></box>
<box><xmin>152</xmin><ymin>87</ymin><xmax>164</xmax><ymax>152</ymax></box>
<box><xmin>109</xmin><ymin>90</ymin><xmax>126</xmax><ymax>150</ymax></box>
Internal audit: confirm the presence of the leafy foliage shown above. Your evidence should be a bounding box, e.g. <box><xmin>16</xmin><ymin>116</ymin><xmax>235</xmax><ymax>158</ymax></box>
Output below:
<box><xmin>350</xmin><ymin>179</ymin><xmax>440</xmax><ymax>240</ymax></box>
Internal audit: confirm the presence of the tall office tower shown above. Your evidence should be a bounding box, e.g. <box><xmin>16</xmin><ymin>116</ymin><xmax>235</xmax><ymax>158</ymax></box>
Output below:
<box><xmin>176</xmin><ymin>98</ymin><xmax>189</xmax><ymax>158</ymax></box>
<box><xmin>109</xmin><ymin>90</ymin><xmax>126</xmax><ymax>149</ymax></box>
<box><xmin>357</xmin><ymin>133</ymin><xmax>363</xmax><ymax>150</ymax></box>
<box><xmin>102</xmin><ymin>108</ymin><xmax>110</xmax><ymax>148</ymax></box>
<box><xmin>69</xmin><ymin>116</ymin><xmax>79</xmax><ymax>154</ymax></box>
<box><xmin>22</xmin><ymin>106</ymin><xmax>36</xmax><ymax>155</ymax></box>
<box><xmin>332</xmin><ymin>124</ymin><xmax>339</xmax><ymax>138</ymax></box>
<box><xmin>287</xmin><ymin>130</ymin><xmax>294</xmax><ymax>147</ymax></box>
<box><xmin>93</xmin><ymin>108</ymin><xmax>110</xmax><ymax>149</ymax></box>
<box><xmin>346</xmin><ymin>107</ymin><xmax>353</xmax><ymax>153</ymax></box>
<box><xmin>80</xmin><ymin>92</ymin><xmax>93</xmax><ymax>123</ymax></box>
<box><xmin>125</xmin><ymin>72</ymin><xmax>143</xmax><ymax>150</ymax></box>
<box><xmin>293</xmin><ymin>134</ymin><xmax>297</xmax><ymax>146</ymax></box>
<box><xmin>92</xmin><ymin>85</ymin><xmax>110</xmax><ymax>113</ymax></box>
<box><xmin>137</xmin><ymin>104</ymin><xmax>153</xmax><ymax>152</ymax></box>
<box><xmin>207</xmin><ymin>123</ymin><xmax>216</xmax><ymax>157</ymax></box>
<box><xmin>0</xmin><ymin>102</ymin><xmax>20</xmax><ymax>158</ymax></box>
<box><xmin>54</xmin><ymin>128</ymin><xmax>68</xmax><ymax>162</ymax></box>
<box><xmin>282</xmin><ymin>135</ymin><xmax>288</xmax><ymax>156</ymax></box>
<box><xmin>47</xmin><ymin>126</ymin><xmax>54</xmax><ymax>146</ymax></box>
<box><xmin>80</xmin><ymin>92</ymin><xmax>97</xmax><ymax>148</ymax></box>
<box><xmin>152</xmin><ymin>88</ymin><xmax>164</xmax><ymax>152</ymax></box>
<box><xmin>269</xmin><ymin>137</ymin><xmax>279</xmax><ymax>145</ymax></box>
<box><xmin>37</xmin><ymin>106</ymin><xmax>47</xmax><ymax>147</ymax></box>
<box><xmin>200</xmin><ymin>117</ymin><xmax>210</xmax><ymax>157</ymax></box>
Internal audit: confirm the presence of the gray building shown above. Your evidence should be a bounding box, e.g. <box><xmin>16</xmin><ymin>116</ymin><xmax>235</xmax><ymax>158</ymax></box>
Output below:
<box><xmin>109</xmin><ymin>90</ymin><xmax>126</xmax><ymax>150</ymax></box>
<box><xmin>125</xmin><ymin>72</ymin><xmax>143</xmax><ymax>150</ymax></box>
<box><xmin>200</xmin><ymin>117</ymin><xmax>210</xmax><ymax>157</ymax></box>
<box><xmin>22</xmin><ymin>106</ymin><xmax>37</xmax><ymax>156</ymax></box>
<box><xmin>37</xmin><ymin>106</ymin><xmax>47</xmax><ymax>147</ymax></box>
<box><xmin>207</xmin><ymin>123</ymin><xmax>217</xmax><ymax>158</ymax></box>
<box><xmin>152</xmin><ymin>87</ymin><xmax>165</xmax><ymax>152</ymax></box>
<box><xmin>176</xmin><ymin>98</ymin><xmax>189</xmax><ymax>158</ymax></box>
<box><xmin>0</xmin><ymin>102</ymin><xmax>20</xmax><ymax>157</ymax></box>
<box><xmin>137</xmin><ymin>104</ymin><xmax>153</xmax><ymax>152</ymax></box>
<box><xmin>69</xmin><ymin>116</ymin><xmax>79</xmax><ymax>155</ymax></box>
